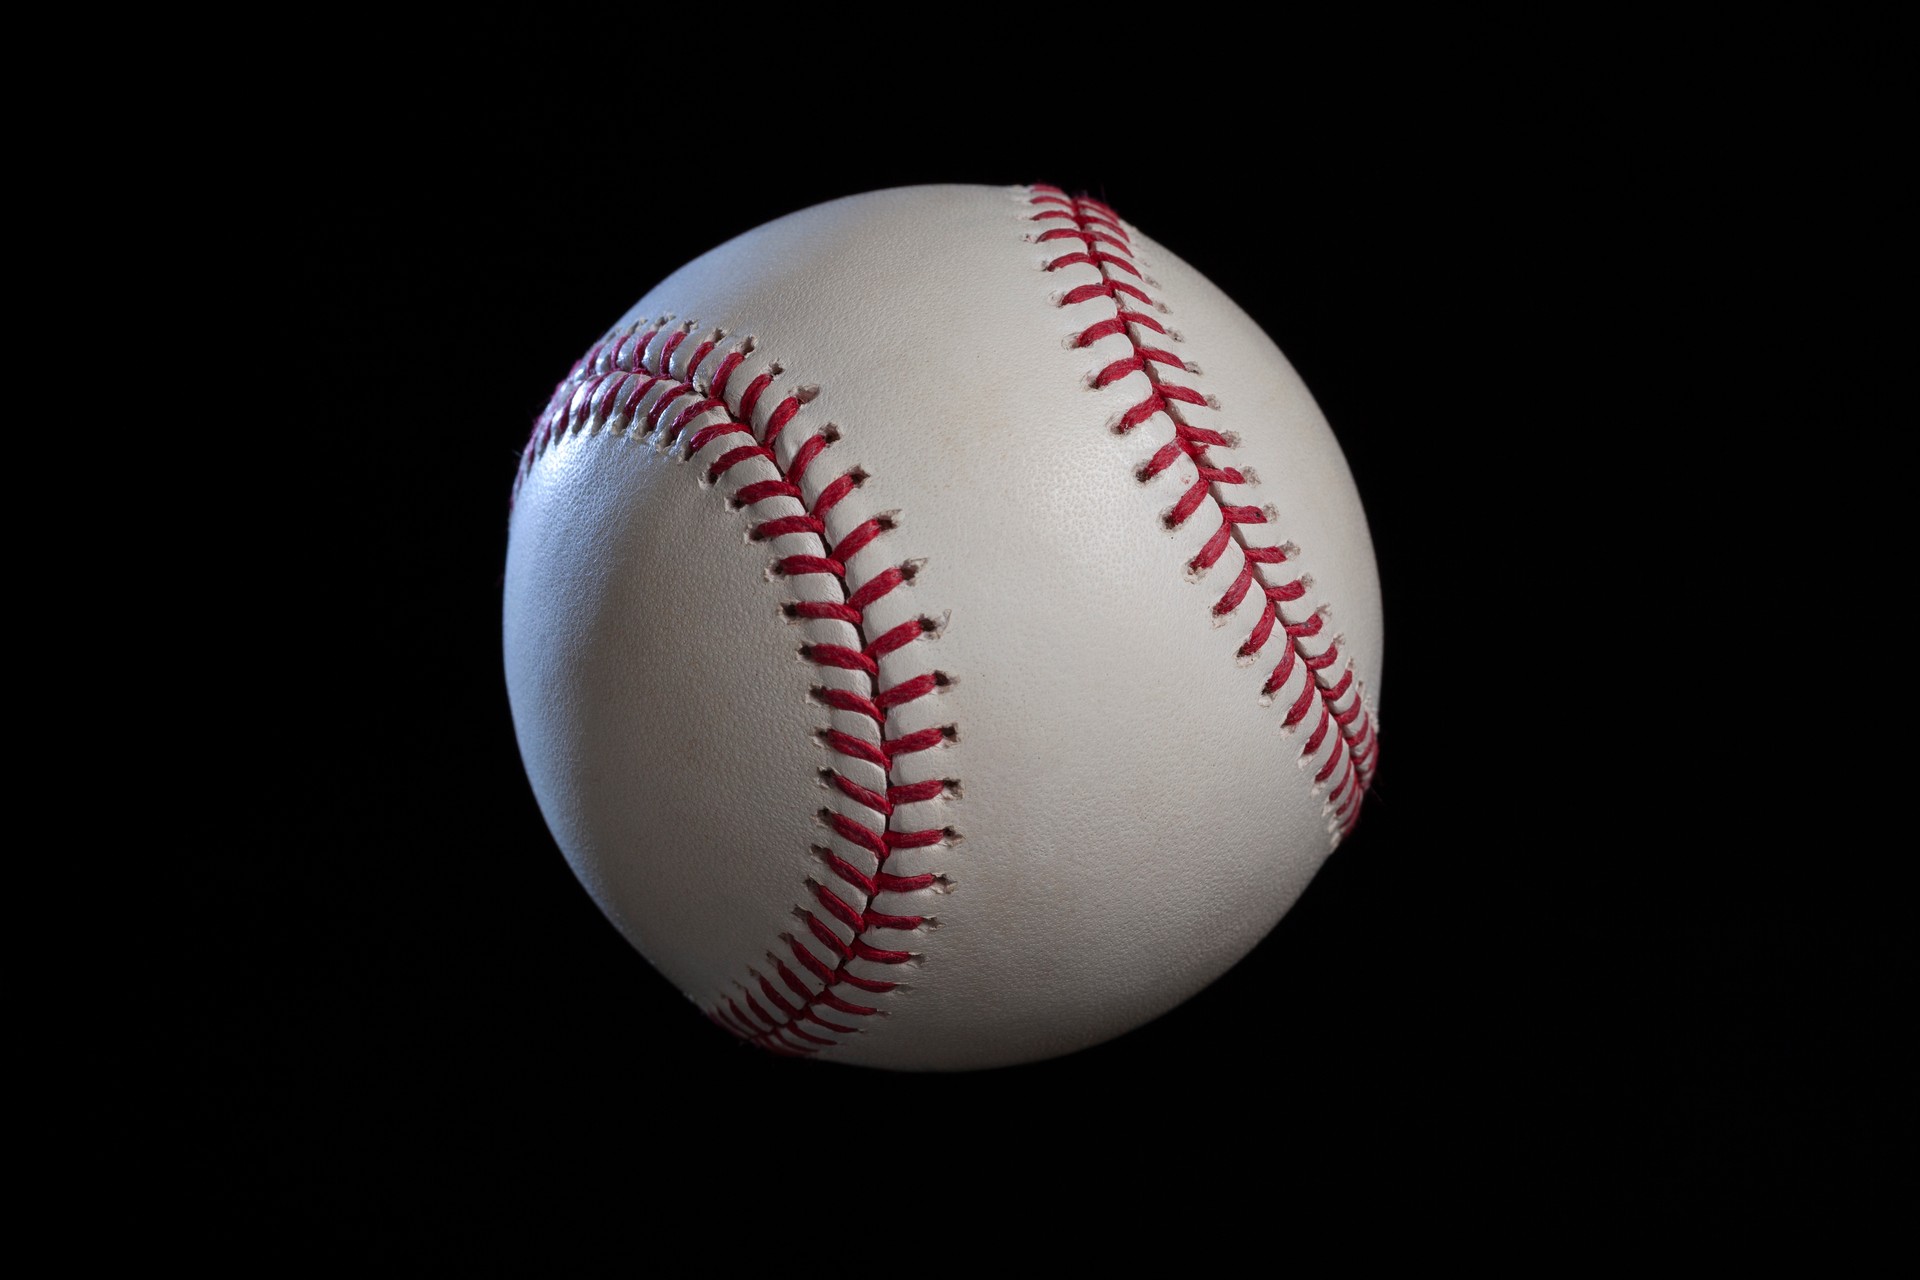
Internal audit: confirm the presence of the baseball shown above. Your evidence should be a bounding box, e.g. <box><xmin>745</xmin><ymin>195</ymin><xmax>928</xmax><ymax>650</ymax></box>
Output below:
<box><xmin>503</xmin><ymin>184</ymin><xmax>1382</xmax><ymax>1070</ymax></box>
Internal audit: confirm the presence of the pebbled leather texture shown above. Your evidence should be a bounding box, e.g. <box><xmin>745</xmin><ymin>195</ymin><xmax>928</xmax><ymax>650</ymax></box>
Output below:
<box><xmin>503</xmin><ymin>184</ymin><xmax>1382</xmax><ymax>1070</ymax></box>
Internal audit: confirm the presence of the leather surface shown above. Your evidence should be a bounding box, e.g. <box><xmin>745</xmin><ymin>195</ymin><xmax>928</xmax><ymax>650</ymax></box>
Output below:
<box><xmin>504</xmin><ymin>185</ymin><xmax>1382</xmax><ymax>1069</ymax></box>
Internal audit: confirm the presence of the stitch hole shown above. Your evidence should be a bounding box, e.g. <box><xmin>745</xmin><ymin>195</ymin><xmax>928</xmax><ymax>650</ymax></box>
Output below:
<box><xmin>737</xmin><ymin>335</ymin><xmax>756</xmax><ymax>355</ymax></box>
<box><xmin>1204</xmin><ymin>394</ymin><xmax>1223</xmax><ymax>410</ymax></box>
<box><xmin>794</xmin><ymin>384</ymin><xmax>821</xmax><ymax>405</ymax></box>
<box><xmin>1167</xmin><ymin>329</ymin><xmax>1185</xmax><ymax>342</ymax></box>
<box><xmin>941</xmin><ymin>779</ymin><xmax>963</xmax><ymax>799</ymax></box>
<box><xmin>898</xmin><ymin>558</ymin><xmax>925</xmax><ymax>583</ymax></box>
<box><xmin>821</xmin><ymin>424</ymin><xmax>843</xmax><ymax>445</ymax></box>
<box><xmin>1185</xmin><ymin>360</ymin><xmax>1203</xmax><ymax>375</ymax></box>
<box><xmin>767</xmin><ymin>362</ymin><xmax>784</xmax><ymax>378</ymax></box>
<box><xmin>939</xmin><ymin>827</ymin><xmax>963</xmax><ymax>845</ymax></box>
<box><xmin>940</xmin><ymin>724</ymin><xmax>959</xmax><ymax>743</ymax></box>
<box><xmin>932</xmin><ymin>671</ymin><xmax>952</xmax><ymax>688</ymax></box>
<box><xmin>1161</xmin><ymin>509</ymin><xmax>1186</xmax><ymax>531</ymax></box>
<box><xmin>1240</xmin><ymin>466</ymin><xmax>1261</xmax><ymax>486</ymax></box>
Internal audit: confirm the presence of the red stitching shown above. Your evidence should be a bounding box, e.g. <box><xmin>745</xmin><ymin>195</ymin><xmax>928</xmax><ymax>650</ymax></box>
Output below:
<box><xmin>1034</xmin><ymin>187</ymin><xmax>1377</xmax><ymax>834</ymax></box>
<box><xmin>518</xmin><ymin>318</ymin><xmax>953</xmax><ymax>1056</ymax></box>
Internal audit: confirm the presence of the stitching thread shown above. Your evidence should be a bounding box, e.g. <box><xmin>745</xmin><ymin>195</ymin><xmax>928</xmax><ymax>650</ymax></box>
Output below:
<box><xmin>1030</xmin><ymin>184</ymin><xmax>1378</xmax><ymax>835</ymax></box>
<box><xmin>519</xmin><ymin>318</ymin><xmax>954</xmax><ymax>1056</ymax></box>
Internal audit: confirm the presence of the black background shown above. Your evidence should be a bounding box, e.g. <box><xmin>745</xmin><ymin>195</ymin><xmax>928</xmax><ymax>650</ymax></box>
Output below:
<box><xmin>204</xmin><ymin>49</ymin><xmax>1908</xmax><ymax>1233</ymax></box>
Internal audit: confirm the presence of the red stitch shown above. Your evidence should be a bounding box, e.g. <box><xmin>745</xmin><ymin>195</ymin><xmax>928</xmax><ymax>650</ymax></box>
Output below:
<box><xmin>756</xmin><ymin>973</ymin><xmax>801</xmax><ymax>1021</ymax></box>
<box><xmin>803</xmin><ymin>910</ymin><xmax>853</xmax><ymax>959</ymax></box>
<box><xmin>710</xmin><ymin>349</ymin><xmax>745</xmax><ymax>399</ymax></box>
<box><xmin>789</xmin><ymin>433</ymin><xmax>835</xmax><ymax>487</ymax></box>
<box><xmin>813</xmin><ymin>687</ymin><xmax>885</xmax><ymax>725</ymax></box>
<box><xmin>761</xmin><ymin>396</ymin><xmax>802</xmax><ymax>449</ymax></box>
<box><xmin>784</xmin><ymin>1023</ymin><xmax>835</xmax><ymax>1049</ymax></box>
<box><xmin>1036</xmin><ymin>185</ymin><xmax>1376</xmax><ymax>821</ymax></box>
<box><xmin>517</xmin><ymin>317</ymin><xmax>954</xmax><ymax>1057</ymax></box>
<box><xmin>742</xmin><ymin>988</ymin><xmax>779</xmax><ymax>1029</ymax></box>
<box><xmin>806</xmin><ymin>644</ymin><xmax>878</xmax><ymax>677</ymax></box>
<box><xmin>753</xmin><ymin>514</ymin><xmax>826</xmax><ymax>541</ymax></box>
<box><xmin>865</xmin><ymin>618</ymin><xmax>929</xmax><ymax>661</ymax></box>
<box><xmin>785</xmin><ymin>934</ymin><xmax>834</xmax><ymax>985</ymax></box>
<box><xmin>659</xmin><ymin>327</ymin><xmax>689</xmax><ymax>370</ymax></box>
<box><xmin>813</xmin><ymin>881</ymin><xmax>865</xmax><ymax>931</ymax></box>
<box><xmin>1062</xmin><ymin>279</ymin><xmax>1153</xmax><ymax>307</ymax></box>
<box><xmin>874</xmin><ymin>673</ymin><xmax>941</xmax><ymax>710</ymax></box>
<box><xmin>830</xmin><ymin>771</ymin><xmax>892</xmax><ymax>816</ymax></box>
<box><xmin>852</xmin><ymin>939</ymin><xmax>912</xmax><ymax>965</ymax></box>
<box><xmin>825</xmin><ymin>810</ymin><xmax>889</xmax><ymax>861</ymax></box>
<box><xmin>666</xmin><ymin>397</ymin><xmax>727</xmax><ymax>442</ymax></box>
<box><xmin>738</xmin><ymin>371</ymin><xmax>774</xmax><ymax>424</ymax></box>
<box><xmin>775</xmin><ymin>554</ymin><xmax>843</xmax><ymax>578</ymax></box>
<box><xmin>817</xmin><ymin>847</ymin><xmax>875</xmax><ymax>897</ymax></box>
<box><xmin>821</xmin><ymin>728</ymin><xmax>889</xmax><ymax>770</ymax></box>
<box><xmin>864</xmin><ymin>908</ymin><xmax>925</xmax><ymax>931</ymax></box>
<box><xmin>646</xmin><ymin>384</ymin><xmax>697</xmax><ymax>433</ymax></box>
<box><xmin>846</xmin><ymin>565</ymin><xmax>908</xmax><ymax>611</ymax></box>
<box><xmin>791</xmin><ymin>605</ymin><xmax>863</xmax><ymax>633</ymax></box>
<box><xmin>830</xmin><ymin>516</ymin><xmax>891</xmax><ymax>564</ymax></box>
<box><xmin>1303</xmin><ymin>708</ymin><xmax>1331</xmax><ymax>755</ymax></box>
<box><xmin>838</xmin><ymin>973</ymin><xmax>899</xmax><ymax>996</ymax></box>
<box><xmin>884</xmin><ymin>727</ymin><xmax>948</xmax><ymax>758</ymax></box>
<box><xmin>817</xmin><ymin>990</ymin><xmax>879</xmax><ymax>1018</ymax></box>
<box><xmin>1285</xmin><ymin>673</ymin><xmax>1317</xmax><ymax>726</ymax></box>
<box><xmin>732</xmin><ymin>478</ymin><xmax>802</xmax><ymax>507</ymax></box>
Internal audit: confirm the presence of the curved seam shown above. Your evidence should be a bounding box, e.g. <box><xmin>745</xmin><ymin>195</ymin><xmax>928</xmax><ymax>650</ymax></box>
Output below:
<box><xmin>1028</xmin><ymin>184</ymin><xmax>1377</xmax><ymax>839</ymax></box>
<box><xmin>517</xmin><ymin>318</ymin><xmax>953</xmax><ymax>1056</ymax></box>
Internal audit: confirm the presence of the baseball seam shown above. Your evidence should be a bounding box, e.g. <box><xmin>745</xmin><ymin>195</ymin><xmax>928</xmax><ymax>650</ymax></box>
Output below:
<box><xmin>1029</xmin><ymin>184</ymin><xmax>1377</xmax><ymax>836</ymax></box>
<box><xmin>518</xmin><ymin>319</ymin><xmax>953</xmax><ymax>1056</ymax></box>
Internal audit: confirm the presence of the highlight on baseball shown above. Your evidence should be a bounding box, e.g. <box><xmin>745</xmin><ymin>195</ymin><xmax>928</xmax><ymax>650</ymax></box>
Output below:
<box><xmin>503</xmin><ymin>184</ymin><xmax>1382</xmax><ymax>1070</ymax></box>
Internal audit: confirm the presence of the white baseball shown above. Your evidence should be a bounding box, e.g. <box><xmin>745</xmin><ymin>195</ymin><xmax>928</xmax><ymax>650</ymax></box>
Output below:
<box><xmin>504</xmin><ymin>184</ymin><xmax>1382</xmax><ymax>1070</ymax></box>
